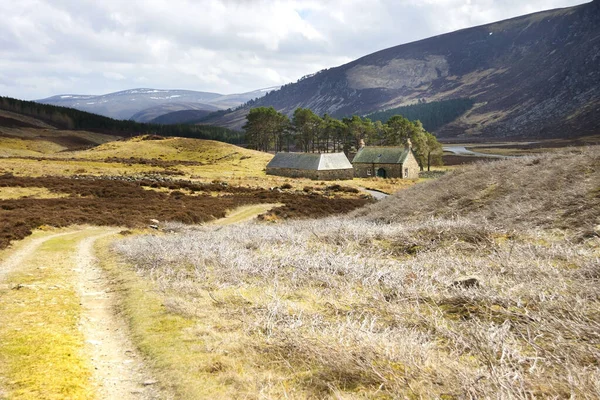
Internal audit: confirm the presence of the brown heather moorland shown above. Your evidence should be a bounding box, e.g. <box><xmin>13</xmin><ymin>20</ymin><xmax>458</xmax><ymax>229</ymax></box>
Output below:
<box><xmin>0</xmin><ymin>174</ymin><xmax>371</xmax><ymax>250</ymax></box>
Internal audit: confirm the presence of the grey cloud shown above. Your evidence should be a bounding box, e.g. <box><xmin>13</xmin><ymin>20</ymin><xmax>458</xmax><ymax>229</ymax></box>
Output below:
<box><xmin>0</xmin><ymin>0</ymin><xmax>589</xmax><ymax>100</ymax></box>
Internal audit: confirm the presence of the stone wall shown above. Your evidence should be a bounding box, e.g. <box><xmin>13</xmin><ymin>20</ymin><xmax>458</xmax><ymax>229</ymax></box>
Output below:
<box><xmin>353</xmin><ymin>163</ymin><xmax>400</xmax><ymax>178</ymax></box>
<box><xmin>266</xmin><ymin>168</ymin><xmax>354</xmax><ymax>181</ymax></box>
<box><xmin>403</xmin><ymin>151</ymin><xmax>420</xmax><ymax>179</ymax></box>
<box><xmin>353</xmin><ymin>154</ymin><xmax>420</xmax><ymax>179</ymax></box>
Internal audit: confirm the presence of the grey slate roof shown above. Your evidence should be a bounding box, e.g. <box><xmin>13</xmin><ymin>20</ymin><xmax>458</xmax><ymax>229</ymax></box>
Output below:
<box><xmin>267</xmin><ymin>152</ymin><xmax>353</xmax><ymax>170</ymax></box>
<box><xmin>352</xmin><ymin>146</ymin><xmax>410</xmax><ymax>164</ymax></box>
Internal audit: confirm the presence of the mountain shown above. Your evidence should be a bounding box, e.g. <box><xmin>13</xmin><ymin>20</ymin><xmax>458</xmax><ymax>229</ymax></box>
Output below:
<box><xmin>37</xmin><ymin>89</ymin><xmax>221</xmax><ymax>120</ymax></box>
<box><xmin>206</xmin><ymin>1</ymin><xmax>600</xmax><ymax>139</ymax></box>
<box><xmin>206</xmin><ymin>86</ymin><xmax>281</xmax><ymax>109</ymax></box>
<box><xmin>149</xmin><ymin>109</ymin><xmax>214</xmax><ymax>125</ymax></box>
<box><xmin>0</xmin><ymin>96</ymin><xmax>244</xmax><ymax>144</ymax></box>
<box><xmin>129</xmin><ymin>102</ymin><xmax>219</xmax><ymax>123</ymax></box>
<box><xmin>37</xmin><ymin>86</ymin><xmax>280</xmax><ymax>122</ymax></box>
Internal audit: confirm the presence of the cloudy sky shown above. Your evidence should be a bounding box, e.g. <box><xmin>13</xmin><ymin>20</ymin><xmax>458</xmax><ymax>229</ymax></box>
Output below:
<box><xmin>0</xmin><ymin>0</ymin><xmax>589</xmax><ymax>100</ymax></box>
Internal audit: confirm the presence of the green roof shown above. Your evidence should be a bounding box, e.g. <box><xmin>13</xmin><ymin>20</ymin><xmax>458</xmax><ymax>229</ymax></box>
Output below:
<box><xmin>352</xmin><ymin>147</ymin><xmax>410</xmax><ymax>164</ymax></box>
<box><xmin>267</xmin><ymin>152</ymin><xmax>353</xmax><ymax>170</ymax></box>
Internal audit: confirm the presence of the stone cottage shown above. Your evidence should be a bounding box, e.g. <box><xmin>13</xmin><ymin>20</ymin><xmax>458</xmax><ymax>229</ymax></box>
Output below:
<box><xmin>266</xmin><ymin>152</ymin><xmax>354</xmax><ymax>180</ymax></box>
<box><xmin>352</xmin><ymin>143</ymin><xmax>420</xmax><ymax>179</ymax></box>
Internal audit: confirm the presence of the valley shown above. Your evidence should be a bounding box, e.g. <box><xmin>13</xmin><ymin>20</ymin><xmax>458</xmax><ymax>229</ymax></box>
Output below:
<box><xmin>1</xmin><ymin>1</ymin><xmax>599</xmax><ymax>398</ymax></box>
<box><xmin>1</xmin><ymin>135</ymin><xmax>597</xmax><ymax>398</ymax></box>
<box><xmin>1</xmin><ymin>107</ymin><xmax>598</xmax><ymax>398</ymax></box>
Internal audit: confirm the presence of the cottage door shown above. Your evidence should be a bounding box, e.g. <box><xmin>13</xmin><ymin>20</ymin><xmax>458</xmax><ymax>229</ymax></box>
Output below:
<box><xmin>376</xmin><ymin>168</ymin><xmax>387</xmax><ymax>178</ymax></box>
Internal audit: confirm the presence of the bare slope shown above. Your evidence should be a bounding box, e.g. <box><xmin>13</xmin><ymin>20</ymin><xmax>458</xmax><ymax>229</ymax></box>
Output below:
<box><xmin>208</xmin><ymin>1</ymin><xmax>600</xmax><ymax>139</ymax></box>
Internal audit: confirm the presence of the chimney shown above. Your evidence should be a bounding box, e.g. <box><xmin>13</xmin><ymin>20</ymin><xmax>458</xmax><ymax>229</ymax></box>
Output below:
<box><xmin>359</xmin><ymin>139</ymin><xmax>365</xmax><ymax>149</ymax></box>
<box><xmin>406</xmin><ymin>138</ymin><xmax>412</xmax><ymax>149</ymax></box>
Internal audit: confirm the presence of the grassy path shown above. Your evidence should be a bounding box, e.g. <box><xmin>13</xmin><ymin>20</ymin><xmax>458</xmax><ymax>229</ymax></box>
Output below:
<box><xmin>0</xmin><ymin>227</ymin><xmax>159</xmax><ymax>399</ymax></box>
<box><xmin>0</xmin><ymin>207</ymin><xmax>279</xmax><ymax>399</ymax></box>
<box><xmin>212</xmin><ymin>203</ymin><xmax>282</xmax><ymax>226</ymax></box>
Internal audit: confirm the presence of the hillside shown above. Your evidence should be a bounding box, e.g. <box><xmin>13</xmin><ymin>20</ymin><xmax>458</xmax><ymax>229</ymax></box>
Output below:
<box><xmin>130</xmin><ymin>103</ymin><xmax>219</xmax><ymax>123</ymax></box>
<box><xmin>69</xmin><ymin>135</ymin><xmax>272</xmax><ymax>165</ymax></box>
<box><xmin>0</xmin><ymin>109</ymin><xmax>119</xmax><ymax>156</ymax></box>
<box><xmin>356</xmin><ymin>146</ymin><xmax>599</xmax><ymax>234</ymax></box>
<box><xmin>207</xmin><ymin>1</ymin><xmax>600</xmax><ymax>139</ymax></box>
<box><xmin>149</xmin><ymin>109</ymin><xmax>214</xmax><ymax>125</ymax></box>
<box><xmin>0</xmin><ymin>96</ymin><xmax>244</xmax><ymax>144</ymax></box>
<box><xmin>38</xmin><ymin>87</ymin><xmax>280</xmax><ymax>121</ymax></box>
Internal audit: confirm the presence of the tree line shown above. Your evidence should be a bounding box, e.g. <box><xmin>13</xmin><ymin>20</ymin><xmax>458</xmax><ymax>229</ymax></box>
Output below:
<box><xmin>365</xmin><ymin>98</ymin><xmax>475</xmax><ymax>132</ymax></box>
<box><xmin>243</xmin><ymin>107</ymin><xmax>443</xmax><ymax>171</ymax></box>
<box><xmin>0</xmin><ymin>96</ymin><xmax>245</xmax><ymax>144</ymax></box>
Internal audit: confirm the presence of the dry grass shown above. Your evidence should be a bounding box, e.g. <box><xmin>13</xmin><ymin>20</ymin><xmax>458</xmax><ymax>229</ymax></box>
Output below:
<box><xmin>211</xmin><ymin>203</ymin><xmax>284</xmax><ymax>226</ymax></box>
<box><xmin>0</xmin><ymin>186</ymin><xmax>69</xmax><ymax>200</ymax></box>
<box><xmin>358</xmin><ymin>146</ymin><xmax>600</xmax><ymax>236</ymax></box>
<box><xmin>111</xmin><ymin>146</ymin><xmax>600</xmax><ymax>398</ymax></box>
<box><xmin>0</xmin><ymin>157</ymin><xmax>166</xmax><ymax>177</ymax></box>
<box><xmin>0</xmin><ymin>137</ymin><xmax>65</xmax><ymax>156</ymax></box>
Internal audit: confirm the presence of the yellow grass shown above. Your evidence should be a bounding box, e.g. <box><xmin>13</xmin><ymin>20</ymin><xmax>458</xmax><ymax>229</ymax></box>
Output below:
<box><xmin>0</xmin><ymin>187</ymin><xmax>70</xmax><ymax>200</ymax></box>
<box><xmin>63</xmin><ymin>136</ymin><xmax>271</xmax><ymax>163</ymax></box>
<box><xmin>212</xmin><ymin>203</ymin><xmax>283</xmax><ymax>225</ymax></box>
<box><xmin>0</xmin><ymin>158</ymin><xmax>166</xmax><ymax>177</ymax></box>
<box><xmin>0</xmin><ymin>137</ymin><xmax>65</xmax><ymax>156</ymax></box>
<box><xmin>0</xmin><ymin>229</ymin><xmax>96</xmax><ymax>400</ymax></box>
<box><xmin>0</xmin><ymin>127</ymin><xmax>119</xmax><ymax>156</ymax></box>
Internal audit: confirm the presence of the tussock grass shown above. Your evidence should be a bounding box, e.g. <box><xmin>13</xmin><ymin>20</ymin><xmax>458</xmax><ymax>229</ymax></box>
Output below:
<box><xmin>112</xmin><ymin>147</ymin><xmax>600</xmax><ymax>398</ymax></box>
<box><xmin>357</xmin><ymin>146</ymin><xmax>600</xmax><ymax>236</ymax></box>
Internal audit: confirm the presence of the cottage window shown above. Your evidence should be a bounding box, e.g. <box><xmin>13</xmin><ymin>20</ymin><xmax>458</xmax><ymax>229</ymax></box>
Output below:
<box><xmin>367</xmin><ymin>168</ymin><xmax>372</xmax><ymax>176</ymax></box>
<box><xmin>404</xmin><ymin>168</ymin><xmax>409</xmax><ymax>178</ymax></box>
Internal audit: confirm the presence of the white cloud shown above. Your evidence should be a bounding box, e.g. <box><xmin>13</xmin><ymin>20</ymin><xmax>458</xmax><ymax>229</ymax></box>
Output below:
<box><xmin>0</xmin><ymin>0</ymin><xmax>589</xmax><ymax>99</ymax></box>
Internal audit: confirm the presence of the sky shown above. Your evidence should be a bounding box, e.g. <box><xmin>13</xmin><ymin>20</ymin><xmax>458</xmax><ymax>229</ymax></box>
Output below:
<box><xmin>0</xmin><ymin>0</ymin><xmax>589</xmax><ymax>100</ymax></box>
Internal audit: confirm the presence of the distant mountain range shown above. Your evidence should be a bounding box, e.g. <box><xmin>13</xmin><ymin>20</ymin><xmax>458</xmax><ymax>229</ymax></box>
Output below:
<box><xmin>205</xmin><ymin>1</ymin><xmax>600</xmax><ymax>139</ymax></box>
<box><xmin>37</xmin><ymin>87</ymin><xmax>280</xmax><ymax>122</ymax></box>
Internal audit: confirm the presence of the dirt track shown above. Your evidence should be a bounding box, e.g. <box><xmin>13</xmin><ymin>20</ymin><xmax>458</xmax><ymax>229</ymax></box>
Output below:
<box><xmin>0</xmin><ymin>204</ymin><xmax>277</xmax><ymax>398</ymax></box>
<box><xmin>0</xmin><ymin>228</ymin><xmax>160</xmax><ymax>399</ymax></box>
<box><xmin>75</xmin><ymin>230</ymin><xmax>160</xmax><ymax>399</ymax></box>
